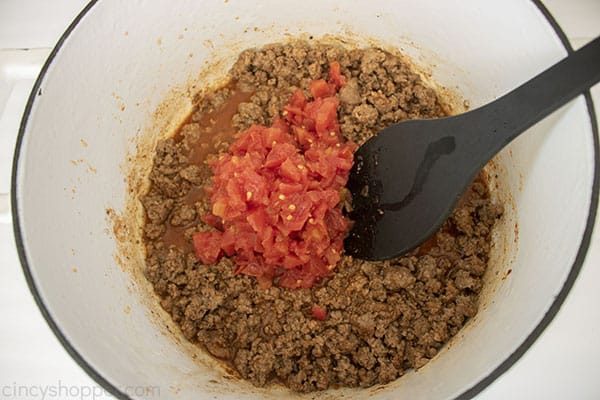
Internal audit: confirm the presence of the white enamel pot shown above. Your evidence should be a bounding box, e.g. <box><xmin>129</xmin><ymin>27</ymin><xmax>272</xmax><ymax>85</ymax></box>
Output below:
<box><xmin>11</xmin><ymin>1</ymin><xmax>598</xmax><ymax>399</ymax></box>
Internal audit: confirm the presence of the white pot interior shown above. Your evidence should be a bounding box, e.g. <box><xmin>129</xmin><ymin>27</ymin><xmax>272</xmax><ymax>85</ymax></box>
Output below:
<box><xmin>13</xmin><ymin>0</ymin><xmax>597</xmax><ymax>399</ymax></box>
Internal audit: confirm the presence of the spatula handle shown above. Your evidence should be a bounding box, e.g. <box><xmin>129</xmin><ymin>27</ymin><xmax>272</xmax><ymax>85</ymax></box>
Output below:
<box><xmin>466</xmin><ymin>36</ymin><xmax>600</xmax><ymax>162</ymax></box>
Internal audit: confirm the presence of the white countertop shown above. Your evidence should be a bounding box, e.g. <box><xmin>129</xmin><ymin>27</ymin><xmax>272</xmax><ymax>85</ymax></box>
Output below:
<box><xmin>1</xmin><ymin>1</ymin><xmax>599</xmax><ymax>399</ymax></box>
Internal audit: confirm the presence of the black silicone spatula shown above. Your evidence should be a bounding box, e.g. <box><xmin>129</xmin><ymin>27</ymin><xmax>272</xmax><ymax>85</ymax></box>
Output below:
<box><xmin>345</xmin><ymin>36</ymin><xmax>600</xmax><ymax>261</ymax></box>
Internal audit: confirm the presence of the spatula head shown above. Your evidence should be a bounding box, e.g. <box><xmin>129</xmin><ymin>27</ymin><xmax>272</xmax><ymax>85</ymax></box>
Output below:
<box><xmin>344</xmin><ymin>119</ymin><xmax>468</xmax><ymax>260</ymax></box>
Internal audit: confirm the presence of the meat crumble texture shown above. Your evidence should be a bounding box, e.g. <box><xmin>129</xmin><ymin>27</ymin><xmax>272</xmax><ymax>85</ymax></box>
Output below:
<box><xmin>141</xmin><ymin>42</ymin><xmax>504</xmax><ymax>392</ymax></box>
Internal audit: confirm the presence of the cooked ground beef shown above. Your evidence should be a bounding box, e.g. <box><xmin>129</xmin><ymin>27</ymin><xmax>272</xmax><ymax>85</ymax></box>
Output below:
<box><xmin>141</xmin><ymin>41</ymin><xmax>503</xmax><ymax>392</ymax></box>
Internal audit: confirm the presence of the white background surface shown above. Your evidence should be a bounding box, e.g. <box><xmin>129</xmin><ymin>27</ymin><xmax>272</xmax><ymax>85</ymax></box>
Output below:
<box><xmin>0</xmin><ymin>1</ymin><xmax>598</xmax><ymax>399</ymax></box>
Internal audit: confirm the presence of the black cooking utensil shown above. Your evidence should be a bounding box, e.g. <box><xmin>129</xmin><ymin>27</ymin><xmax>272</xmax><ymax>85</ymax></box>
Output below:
<box><xmin>345</xmin><ymin>37</ymin><xmax>600</xmax><ymax>260</ymax></box>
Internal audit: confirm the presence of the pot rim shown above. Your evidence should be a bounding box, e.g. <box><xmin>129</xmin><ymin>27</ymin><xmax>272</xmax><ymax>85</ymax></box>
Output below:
<box><xmin>10</xmin><ymin>1</ymin><xmax>599</xmax><ymax>399</ymax></box>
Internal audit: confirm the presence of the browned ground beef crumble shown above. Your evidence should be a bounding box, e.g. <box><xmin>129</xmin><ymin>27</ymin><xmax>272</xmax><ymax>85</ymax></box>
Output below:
<box><xmin>141</xmin><ymin>42</ymin><xmax>504</xmax><ymax>392</ymax></box>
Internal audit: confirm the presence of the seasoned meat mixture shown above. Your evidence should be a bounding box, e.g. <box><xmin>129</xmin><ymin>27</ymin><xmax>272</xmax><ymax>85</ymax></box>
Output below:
<box><xmin>142</xmin><ymin>42</ymin><xmax>504</xmax><ymax>392</ymax></box>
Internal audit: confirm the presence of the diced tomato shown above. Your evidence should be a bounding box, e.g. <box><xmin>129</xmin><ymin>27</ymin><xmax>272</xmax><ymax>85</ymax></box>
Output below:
<box><xmin>220</xmin><ymin>230</ymin><xmax>236</xmax><ymax>256</ymax></box>
<box><xmin>278</xmin><ymin>268</ymin><xmax>316</xmax><ymax>289</ymax></box>
<box><xmin>270</xmin><ymin>117</ymin><xmax>291</xmax><ymax>135</ymax></box>
<box><xmin>288</xmin><ymin>88</ymin><xmax>307</xmax><ymax>108</ymax></box>
<box><xmin>324</xmin><ymin>249</ymin><xmax>340</xmax><ymax>267</ymax></box>
<box><xmin>224</xmin><ymin>180</ymin><xmax>246</xmax><ymax>217</ymax></box>
<box><xmin>282</xmin><ymin>197</ymin><xmax>312</xmax><ymax>232</ymax></box>
<box><xmin>328</xmin><ymin>61</ymin><xmax>346</xmax><ymax>88</ymax></box>
<box><xmin>302</xmin><ymin>220</ymin><xmax>329</xmax><ymax>247</ymax></box>
<box><xmin>264</xmin><ymin>143</ymin><xmax>297</xmax><ymax>169</ymax></box>
<box><xmin>282</xmin><ymin>254</ymin><xmax>305</xmax><ymax>269</ymax></box>
<box><xmin>237</xmin><ymin>169</ymin><xmax>269</xmax><ymax>205</ymax></box>
<box><xmin>284</xmin><ymin>89</ymin><xmax>308</xmax><ymax>125</ymax></box>
<box><xmin>193</xmin><ymin>231</ymin><xmax>222</xmax><ymax>264</ymax></box>
<box><xmin>229</xmin><ymin>125</ymin><xmax>266</xmax><ymax>155</ymax></box>
<box><xmin>262</xmin><ymin>126</ymin><xmax>294</xmax><ymax>151</ymax></box>
<box><xmin>306</xmin><ymin>255</ymin><xmax>332</xmax><ymax>277</ymax></box>
<box><xmin>277</xmin><ymin>182</ymin><xmax>304</xmax><ymax>195</ymax></box>
<box><xmin>256</xmin><ymin>274</ymin><xmax>274</xmax><ymax>289</ymax></box>
<box><xmin>279</xmin><ymin>158</ymin><xmax>305</xmax><ymax>183</ymax></box>
<box><xmin>326</xmin><ymin>208</ymin><xmax>349</xmax><ymax>233</ymax></box>
<box><xmin>310</xmin><ymin>79</ymin><xmax>336</xmax><ymax>99</ymax></box>
<box><xmin>211</xmin><ymin>198</ymin><xmax>227</xmax><ymax>218</ymax></box>
<box><xmin>201</xmin><ymin>213</ymin><xmax>222</xmax><ymax>230</ymax></box>
<box><xmin>289</xmin><ymin>240</ymin><xmax>311</xmax><ymax>263</ymax></box>
<box><xmin>314</xmin><ymin>97</ymin><xmax>339</xmax><ymax>137</ymax></box>
<box><xmin>192</xmin><ymin>61</ymin><xmax>355</xmax><ymax>289</ymax></box>
<box><xmin>236</xmin><ymin>257</ymin><xmax>275</xmax><ymax>278</ymax></box>
<box><xmin>306</xmin><ymin>190</ymin><xmax>339</xmax><ymax>209</ymax></box>
<box><xmin>246</xmin><ymin>208</ymin><xmax>268</xmax><ymax>233</ymax></box>
<box><xmin>293</xmin><ymin>126</ymin><xmax>317</xmax><ymax>147</ymax></box>
<box><xmin>311</xmin><ymin>304</ymin><xmax>327</xmax><ymax>321</ymax></box>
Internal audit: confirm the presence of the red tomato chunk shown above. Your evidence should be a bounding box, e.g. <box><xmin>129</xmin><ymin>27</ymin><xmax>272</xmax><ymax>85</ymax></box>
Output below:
<box><xmin>311</xmin><ymin>304</ymin><xmax>328</xmax><ymax>321</ymax></box>
<box><xmin>193</xmin><ymin>62</ymin><xmax>356</xmax><ymax>289</ymax></box>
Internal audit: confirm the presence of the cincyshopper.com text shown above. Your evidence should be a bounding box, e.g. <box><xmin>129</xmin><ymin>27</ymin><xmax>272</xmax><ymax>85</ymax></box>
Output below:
<box><xmin>1</xmin><ymin>381</ymin><xmax>160</xmax><ymax>399</ymax></box>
